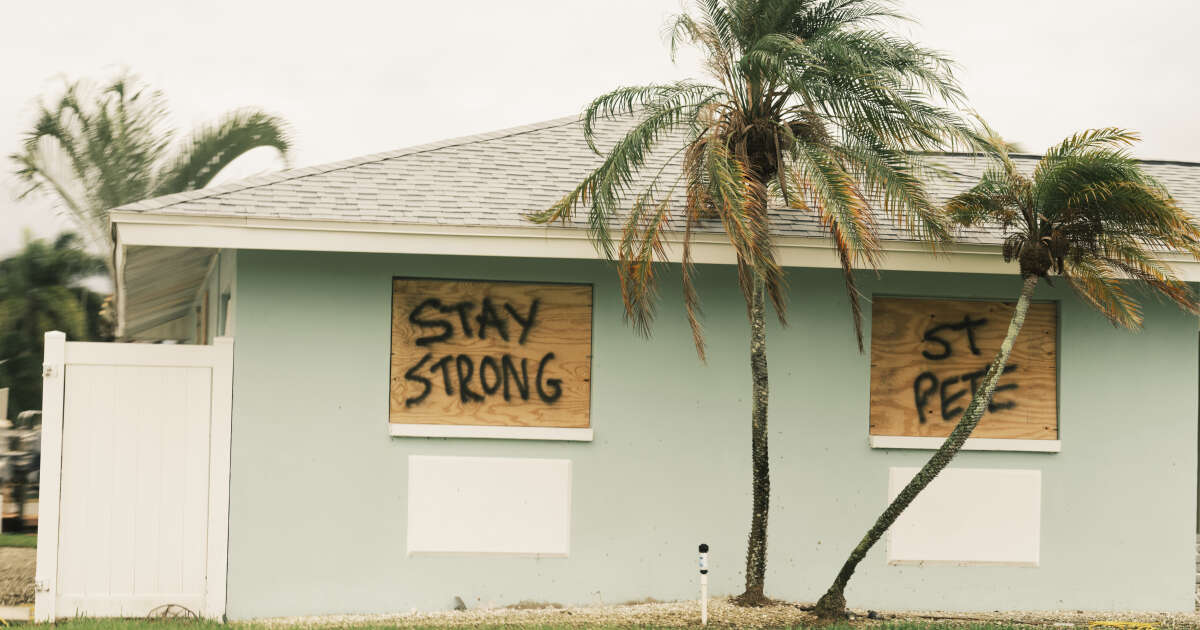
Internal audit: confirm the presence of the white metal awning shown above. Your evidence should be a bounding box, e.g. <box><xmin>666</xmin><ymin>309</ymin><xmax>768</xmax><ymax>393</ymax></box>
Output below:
<box><xmin>118</xmin><ymin>245</ymin><xmax>215</xmax><ymax>340</ymax></box>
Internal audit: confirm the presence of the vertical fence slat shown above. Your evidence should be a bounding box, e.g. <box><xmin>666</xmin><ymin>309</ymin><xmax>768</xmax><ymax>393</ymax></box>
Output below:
<box><xmin>203</xmin><ymin>337</ymin><xmax>234</xmax><ymax>620</ymax></box>
<box><xmin>33</xmin><ymin>331</ymin><xmax>66</xmax><ymax>622</ymax></box>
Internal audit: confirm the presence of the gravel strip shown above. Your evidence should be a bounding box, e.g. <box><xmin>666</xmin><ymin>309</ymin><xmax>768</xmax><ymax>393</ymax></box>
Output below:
<box><xmin>248</xmin><ymin>598</ymin><xmax>1200</xmax><ymax>629</ymax></box>
<box><xmin>250</xmin><ymin>598</ymin><xmax>806</xmax><ymax>629</ymax></box>
<box><xmin>0</xmin><ymin>547</ymin><xmax>34</xmax><ymax>606</ymax></box>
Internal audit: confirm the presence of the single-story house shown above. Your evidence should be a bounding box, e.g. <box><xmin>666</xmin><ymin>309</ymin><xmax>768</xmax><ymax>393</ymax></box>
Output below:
<box><xmin>33</xmin><ymin>115</ymin><xmax>1200</xmax><ymax>621</ymax></box>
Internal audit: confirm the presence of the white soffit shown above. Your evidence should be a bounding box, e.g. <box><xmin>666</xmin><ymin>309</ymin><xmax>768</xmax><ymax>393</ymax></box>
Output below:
<box><xmin>121</xmin><ymin>245</ymin><xmax>216</xmax><ymax>339</ymax></box>
<box><xmin>886</xmin><ymin>466</ymin><xmax>1041</xmax><ymax>567</ymax></box>
<box><xmin>406</xmin><ymin>455</ymin><xmax>571</xmax><ymax>557</ymax></box>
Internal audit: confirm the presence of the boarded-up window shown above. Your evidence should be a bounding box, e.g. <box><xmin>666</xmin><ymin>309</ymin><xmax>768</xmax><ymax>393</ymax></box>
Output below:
<box><xmin>389</xmin><ymin>278</ymin><xmax>592</xmax><ymax>429</ymax></box>
<box><xmin>869</xmin><ymin>297</ymin><xmax>1057</xmax><ymax>440</ymax></box>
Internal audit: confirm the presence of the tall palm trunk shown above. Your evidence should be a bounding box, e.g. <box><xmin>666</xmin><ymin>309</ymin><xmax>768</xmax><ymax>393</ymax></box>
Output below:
<box><xmin>813</xmin><ymin>275</ymin><xmax>1040</xmax><ymax>619</ymax></box>
<box><xmin>738</xmin><ymin>274</ymin><xmax>771</xmax><ymax>604</ymax></box>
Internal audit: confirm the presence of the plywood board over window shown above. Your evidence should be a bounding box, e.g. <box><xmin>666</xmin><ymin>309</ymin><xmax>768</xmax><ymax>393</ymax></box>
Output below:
<box><xmin>389</xmin><ymin>278</ymin><xmax>592</xmax><ymax>429</ymax></box>
<box><xmin>869</xmin><ymin>297</ymin><xmax>1057</xmax><ymax>440</ymax></box>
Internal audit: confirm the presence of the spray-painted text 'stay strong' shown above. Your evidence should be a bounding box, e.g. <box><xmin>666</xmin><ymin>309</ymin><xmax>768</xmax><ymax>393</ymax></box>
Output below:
<box><xmin>401</xmin><ymin>297</ymin><xmax>563</xmax><ymax>407</ymax></box>
<box><xmin>912</xmin><ymin>313</ymin><xmax>1019</xmax><ymax>423</ymax></box>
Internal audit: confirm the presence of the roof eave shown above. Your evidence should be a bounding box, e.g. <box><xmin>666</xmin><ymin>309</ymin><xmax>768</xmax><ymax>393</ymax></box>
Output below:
<box><xmin>109</xmin><ymin>211</ymin><xmax>1200</xmax><ymax>284</ymax></box>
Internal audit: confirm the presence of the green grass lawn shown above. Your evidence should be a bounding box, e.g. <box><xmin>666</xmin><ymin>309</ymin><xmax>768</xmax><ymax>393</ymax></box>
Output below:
<box><xmin>0</xmin><ymin>534</ymin><xmax>35</xmax><ymax>548</ymax></box>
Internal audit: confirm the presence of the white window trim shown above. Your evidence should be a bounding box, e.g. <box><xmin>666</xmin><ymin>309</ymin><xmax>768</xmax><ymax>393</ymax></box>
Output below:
<box><xmin>389</xmin><ymin>423</ymin><xmax>593</xmax><ymax>442</ymax></box>
<box><xmin>869</xmin><ymin>435</ymin><xmax>1060</xmax><ymax>453</ymax></box>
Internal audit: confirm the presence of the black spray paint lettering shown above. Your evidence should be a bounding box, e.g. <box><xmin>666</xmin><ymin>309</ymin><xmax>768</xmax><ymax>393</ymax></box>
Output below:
<box><xmin>920</xmin><ymin>314</ymin><xmax>988</xmax><ymax>360</ymax></box>
<box><xmin>913</xmin><ymin>364</ymin><xmax>1019</xmax><ymax>423</ymax></box>
<box><xmin>401</xmin><ymin>295</ymin><xmax>562</xmax><ymax>407</ymax></box>
<box><xmin>535</xmin><ymin>352</ymin><xmax>563</xmax><ymax>403</ymax></box>
<box><xmin>409</xmin><ymin>297</ymin><xmax>541</xmax><ymax>346</ymax></box>
<box><xmin>402</xmin><ymin>352</ymin><xmax>561</xmax><ymax>407</ymax></box>
<box><xmin>911</xmin><ymin>312</ymin><xmax>1022</xmax><ymax>423</ymax></box>
<box><xmin>403</xmin><ymin>353</ymin><xmax>433</xmax><ymax>407</ymax></box>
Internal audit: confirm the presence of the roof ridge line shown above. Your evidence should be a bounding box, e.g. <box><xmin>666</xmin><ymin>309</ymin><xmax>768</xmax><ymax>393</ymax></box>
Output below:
<box><xmin>115</xmin><ymin>113</ymin><xmax>585</xmax><ymax>213</ymax></box>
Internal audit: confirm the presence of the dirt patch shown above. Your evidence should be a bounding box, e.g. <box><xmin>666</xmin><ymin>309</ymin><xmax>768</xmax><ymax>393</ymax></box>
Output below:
<box><xmin>504</xmin><ymin>601</ymin><xmax>565</xmax><ymax>611</ymax></box>
<box><xmin>0</xmin><ymin>547</ymin><xmax>35</xmax><ymax>605</ymax></box>
<box><xmin>254</xmin><ymin>598</ymin><xmax>817</xmax><ymax>628</ymax></box>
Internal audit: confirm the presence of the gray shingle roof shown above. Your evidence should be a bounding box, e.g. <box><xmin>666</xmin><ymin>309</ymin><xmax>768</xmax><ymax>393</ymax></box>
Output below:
<box><xmin>113</xmin><ymin>115</ymin><xmax>1200</xmax><ymax>246</ymax></box>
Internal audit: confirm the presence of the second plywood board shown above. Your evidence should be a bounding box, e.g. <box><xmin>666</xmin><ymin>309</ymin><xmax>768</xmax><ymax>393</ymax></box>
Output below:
<box><xmin>869</xmin><ymin>297</ymin><xmax>1057</xmax><ymax>440</ymax></box>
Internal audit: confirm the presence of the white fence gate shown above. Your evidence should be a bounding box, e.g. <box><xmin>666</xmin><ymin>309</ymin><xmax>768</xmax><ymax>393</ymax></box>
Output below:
<box><xmin>34</xmin><ymin>332</ymin><xmax>233</xmax><ymax>621</ymax></box>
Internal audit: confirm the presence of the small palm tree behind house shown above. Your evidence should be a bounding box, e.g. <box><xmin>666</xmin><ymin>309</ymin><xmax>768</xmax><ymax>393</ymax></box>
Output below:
<box><xmin>813</xmin><ymin>128</ymin><xmax>1200</xmax><ymax>618</ymax></box>
<box><xmin>11</xmin><ymin>73</ymin><xmax>292</xmax><ymax>277</ymax></box>
<box><xmin>531</xmin><ymin>0</ymin><xmax>975</xmax><ymax>604</ymax></box>
<box><xmin>0</xmin><ymin>232</ymin><xmax>107</xmax><ymax>415</ymax></box>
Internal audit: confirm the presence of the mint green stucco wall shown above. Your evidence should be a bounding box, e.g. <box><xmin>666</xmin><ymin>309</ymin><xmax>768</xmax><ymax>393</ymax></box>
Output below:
<box><xmin>227</xmin><ymin>249</ymin><xmax>1197</xmax><ymax>619</ymax></box>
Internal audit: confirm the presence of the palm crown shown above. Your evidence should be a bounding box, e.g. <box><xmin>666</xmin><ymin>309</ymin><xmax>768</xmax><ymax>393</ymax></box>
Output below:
<box><xmin>11</xmin><ymin>74</ymin><xmax>291</xmax><ymax>270</ymax></box>
<box><xmin>947</xmin><ymin>128</ymin><xmax>1200</xmax><ymax>328</ymax></box>
<box><xmin>532</xmin><ymin>0</ymin><xmax>977</xmax><ymax>354</ymax></box>
<box><xmin>0</xmin><ymin>232</ymin><xmax>107</xmax><ymax>413</ymax></box>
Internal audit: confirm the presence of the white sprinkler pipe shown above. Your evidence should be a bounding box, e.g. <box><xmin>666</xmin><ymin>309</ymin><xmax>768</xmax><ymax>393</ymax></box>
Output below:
<box><xmin>698</xmin><ymin>543</ymin><xmax>709</xmax><ymax>625</ymax></box>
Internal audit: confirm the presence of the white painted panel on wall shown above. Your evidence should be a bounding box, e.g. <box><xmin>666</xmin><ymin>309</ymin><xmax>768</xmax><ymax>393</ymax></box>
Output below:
<box><xmin>887</xmin><ymin>467</ymin><xmax>1041</xmax><ymax>566</ymax></box>
<box><xmin>407</xmin><ymin>455</ymin><xmax>571</xmax><ymax>556</ymax></box>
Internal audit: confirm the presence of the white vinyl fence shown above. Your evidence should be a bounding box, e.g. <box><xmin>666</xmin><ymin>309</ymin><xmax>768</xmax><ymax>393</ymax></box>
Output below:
<box><xmin>34</xmin><ymin>332</ymin><xmax>233</xmax><ymax>621</ymax></box>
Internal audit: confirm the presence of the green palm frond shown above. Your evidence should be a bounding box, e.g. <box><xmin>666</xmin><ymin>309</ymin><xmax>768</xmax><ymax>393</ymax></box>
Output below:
<box><xmin>1035</xmin><ymin>128</ymin><xmax>1140</xmax><ymax>174</ymax></box>
<box><xmin>153</xmin><ymin>109</ymin><xmax>292</xmax><ymax>195</ymax></box>
<box><xmin>10</xmin><ymin>72</ymin><xmax>293</xmax><ymax>270</ymax></box>
<box><xmin>947</xmin><ymin>126</ymin><xmax>1200</xmax><ymax>328</ymax></box>
<box><xmin>1097</xmin><ymin>237</ymin><xmax>1198</xmax><ymax>314</ymax></box>
<box><xmin>789</xmin><ymin>141</ymin><xmax>878</xmax><ymax>348</ymax></box>
<box><xmin>530</xmin><ymin>93</ymin><xmax>710</xmax><ymax>255</ymax></box>
<box><xmin>833</xmin><ymin>137</ymin><xmax>948</xmax><ymax>244</ymax></box>
<box><xmin>539</xmin><ymin>0</ymin><xmax>976</xmax><ymax>353</ymax></box>
<box><xmin>32</xmin><ymin>286</ymin><xmax>88</xmax><ymax>339</ymax></box>
<box><xmin>616</xmin><ymin>173</ymin><xmax>684</xmax><ymax>336</ymax></box>
<box><xmin>1063</xmin><ymin>257</ymin><xmax>1142</xmax><ymax>329</ymax></box>
<box><xmin>669</xmin><ymin>0</ymin><xmax>741</xmax><ymax>87</ymax></box>
<box><xmin>680</xmin><ymin>210</ymin><xmax>706</xmax><ymax>359</ymax></box>
<box><xmin>575</xmin><ymin>83</ymin><xmax>722</xmax><ymax>154</ymax></box>
<box><xmin>945</xmin><ymin>164</ymin><xmax>1023</xmax><ymax>228</ymax></box>
<box><xmin>793</xmin><ymin>0</ymin><xmax>906</xmax><ymax>37</ymax></box>
<box><xmin>0</xmin><ymin>231</ymin><xmax>109</xmax><ymax>410</ymax></box>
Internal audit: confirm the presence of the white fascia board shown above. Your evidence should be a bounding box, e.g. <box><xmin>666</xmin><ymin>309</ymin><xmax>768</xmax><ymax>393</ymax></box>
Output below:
<box><xmin>111</xmin><ymin>212</ymin><xmax>1200</xmax><ymax>279</ymax></box>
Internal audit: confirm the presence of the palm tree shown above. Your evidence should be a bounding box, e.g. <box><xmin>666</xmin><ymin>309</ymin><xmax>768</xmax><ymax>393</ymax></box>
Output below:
<box><xmin>531</xmin><ymin>0</ymin><xmax>975</xmax><ymax>604</ymax></box>
<box><xmin>10</xmin><ymin>73</ymin><xmax>292</xmax><ymax>276</ymax></box>
<box><xmin>812</xmin><ymin>128</ymin><xmax>1200</xmax><ymax>618</ymax></box>
<box><xmin>0</xmin><ymin>232</ymin><xmax>107</xmax><ymax>415</ymax></box>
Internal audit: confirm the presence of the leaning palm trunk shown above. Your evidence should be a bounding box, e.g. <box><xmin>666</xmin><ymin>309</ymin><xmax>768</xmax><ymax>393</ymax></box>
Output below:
<box><xmin>739</xmin><ymin>276</ymin><xmax>771</xmax><ymax>604</ymax></box>
<box><xmin>813</xmin><ymin>275</ymin><xmax>1039</xmax><ymax>618</ymax></box>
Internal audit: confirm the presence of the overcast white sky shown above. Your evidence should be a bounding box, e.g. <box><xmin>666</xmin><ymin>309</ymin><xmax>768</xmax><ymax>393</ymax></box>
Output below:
<box><xmin>2</xmin><ymin>1</ymin><xmax>1199</xmax><ymax>257</ymax></box>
